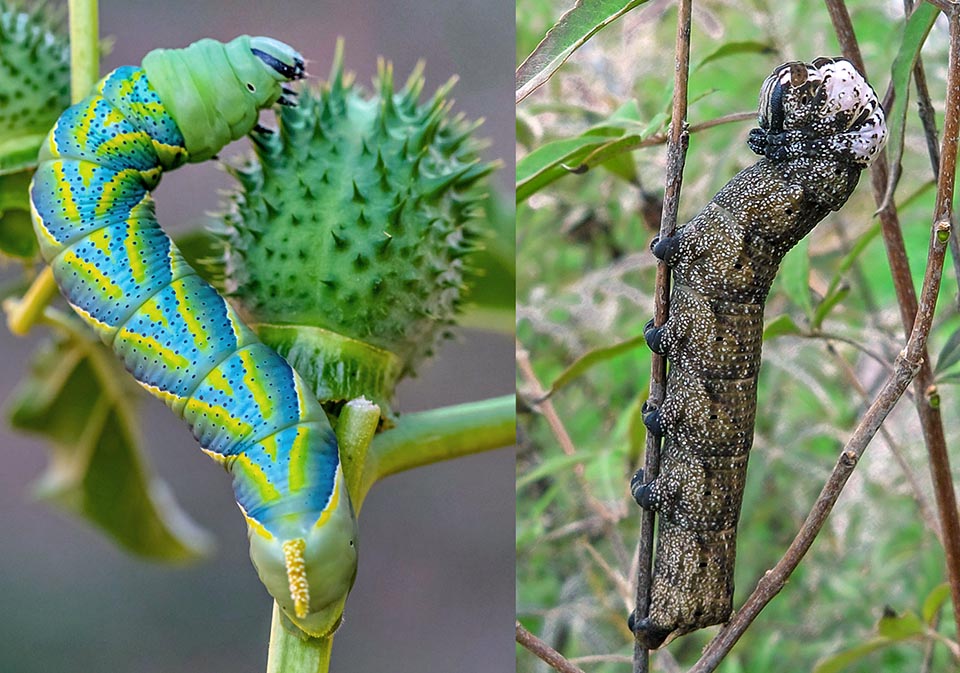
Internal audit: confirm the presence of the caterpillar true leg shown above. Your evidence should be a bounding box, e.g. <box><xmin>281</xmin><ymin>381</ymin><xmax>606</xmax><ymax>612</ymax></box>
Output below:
<box><xmin>650</xmin><ymin>234</ymin><xmax>682</xmax><ymax>264</ymax></box>
<box><xmin>643</xmin><ymin>318</ymin><xmax>666</xmax><ymax>355</ymax></box>
<box><xmin>30</xmin><ymin>36</ymin><xmax>357</xmax><ymax>638</ymax></box>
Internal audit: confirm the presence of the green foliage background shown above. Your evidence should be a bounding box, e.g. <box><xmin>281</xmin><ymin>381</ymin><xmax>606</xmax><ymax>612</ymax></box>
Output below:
<box><xmin>516</xmin><ymin>2</ymin><xmax>960</xmax><ymax>672</ymax></box>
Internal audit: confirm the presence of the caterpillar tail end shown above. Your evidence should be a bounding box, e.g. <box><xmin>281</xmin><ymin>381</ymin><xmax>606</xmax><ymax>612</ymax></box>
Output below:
<box><xmin>282</xmin><ymin>538</ymin><xmax>311</xmax><ymax>619</ymax></box>
<box><xmin>245</xmin><ymin>486</ymin><xmax>359</xmax><ymax>638</ymax></box>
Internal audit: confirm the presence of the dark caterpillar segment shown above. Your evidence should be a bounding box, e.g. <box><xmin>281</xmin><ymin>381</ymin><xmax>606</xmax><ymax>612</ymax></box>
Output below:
<box><xmin>632</xmin><ymin>58</ymin><xmax>886</xmax><ymax>649</ymax></box>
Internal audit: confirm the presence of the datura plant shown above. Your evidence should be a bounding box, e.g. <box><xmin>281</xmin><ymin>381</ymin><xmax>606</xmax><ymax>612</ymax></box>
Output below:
<box><xmin>0</xmin><ymin>4</ymin><xmax>511</xmax><ymax>672</ymax></box>
<box><xmin>220</xmin><ymin>48</ymin><xmax>494</xmax><ymax>416</ymax></box>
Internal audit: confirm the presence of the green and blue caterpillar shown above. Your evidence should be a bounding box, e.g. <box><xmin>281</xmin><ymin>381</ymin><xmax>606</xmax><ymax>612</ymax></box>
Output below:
<box><xmin>29</xmin><ymin>35</ymin><xmax>357</xmax><ymax>637</ymax></box>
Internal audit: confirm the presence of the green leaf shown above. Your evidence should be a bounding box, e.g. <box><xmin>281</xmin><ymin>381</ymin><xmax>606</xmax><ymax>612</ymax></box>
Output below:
<box><xmin>516</xmin><ymin>113</ymin><xmax>665</xmax><ymax>202</ymax></box>
<box><xmin>778</xmin><ymin>237</ymin><xmax>812</xmax><ymax>318</ymax></box>
<box><xmin>516</xmin><ymin>0</ymin><xmax>651</xmax><ymax>103</ymax></box>
<box><xmin>937</xmin><ymin>371</ymin><xmax>960</xmax><ymax>385</ymax></box>
<box><xmin>517</xmin><ymin>135</ymin><xmax>608</xmax><ymax>201</ymax></box>
<box><xmin>517</xmin><ymin>452</ymin><xmax>592</xmax><ymax>490</ymax></box>
<box><xmin>461</xmin><ymin>191</ymin><xmax>516</xmax><ymax>333</ymax></box>
<box><xmin>882</xmin><ymin>2</ymin><xmax>939</xmax><ymax>206</ymax></box>
<box><xmin>0</xmin><ymin>171</ymin><xmax>39</xmax><ymax>259</ymax></box>
<box><xmin>824</xmin><ymin>222</ymin><xmax>880</xmax><ymax>301</ymax></box>
<box><xmin>7</xmin><ymin>321</ymin><xmax>213</xmax><ymax>562</ymax></box>
<box><xmin>811</xmin><ymin>284</ymin><xmax>850</xmax><ymax>330</ymax></box>
<box><xmin>693</xmin><ymin>41</ymin><xmax>775</xmax><ymax>71</ymax></box>
<box><xmin>813</xmin><ymin>638</ymin><xmax>898</xmax><ymax>673</ymax></box>
<box><xmin>877</xmin><ymin>609</ymin><xmax>924</xmax><ymax>639</ymax></box>
<box><xmin>935</xmin><ymin>326</ymin><xmax>960</xmax><ymax>375</ymax></box>
<box><xmin>922</xmin><ymin>583</ymin><xmax>950</xmax><ymax>624</ymax></box>
<box><xmin>0</xmin><ymin>133</ymin><xmax>50</xmax><ymax>176</ymax></box>
<box><xmin>763</xmin><ymin>314</ymin><xmax>803</xmax><ymax>340</ymax></box>
<box><xmin>626</xmin><ymin>393</ymin><xmax>648</xmax><ymax>464</ymax></box>
<box><xmin>174</xmin><ymin>226</ymin><xmax>225</xmax><ymax>288</ymax></box>
<box><xmin>544</xmin><ymin>333</ymin><xmax>647</xmax><ymax>398</ymax></box>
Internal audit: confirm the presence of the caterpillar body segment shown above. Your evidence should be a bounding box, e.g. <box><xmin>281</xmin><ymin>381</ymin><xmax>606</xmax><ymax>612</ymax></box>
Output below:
<box><xmin>29</xmin><ymin>36</ymin><xmax>357</xmax><ymax>638</ymax></box>
<box><xmin>630</xmin><ymin>58</ymin><xmax>886</xmax><ymax>649</ymax></box>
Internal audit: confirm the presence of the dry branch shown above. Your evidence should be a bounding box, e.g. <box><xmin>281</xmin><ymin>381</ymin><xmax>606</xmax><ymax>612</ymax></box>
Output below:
<box><xmin>633</xmin><ymin>2</ymin><xmax>692</xmax><ymax>672</ymax></box>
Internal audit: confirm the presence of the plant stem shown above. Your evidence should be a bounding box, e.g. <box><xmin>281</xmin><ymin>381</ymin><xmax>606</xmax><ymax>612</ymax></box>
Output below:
<box><xmin>6</xmin><ymin>267</ymin><xmax>57</xmax><ymax>335</ymax></box>
<box><xmin>264</xmin><ymin>397</ymin><xmax>382</xmax><ymax>673</ymax></box>
<box><xmin>68</xmin><ymin>0</ymin><xmax>99</xmax><ymax>103</ymax></box>
<box><xmin>266</xmin><ymin>603</ymin><xmax>332</xmax><ymax>673</ymax></box>
<box><xmin>336</xmin><ymin>397</ymin><xmax>381</xmax><ymax>509</ymax></box>
<box><xmin>7</xmin><ymin>0</ymin><xmax>99</xmax><ymax>336</ymax></box>
<box><xmin>359</xmin><ymin>394</ymin><xmax>515</xmax><ymax>502</ymax></box>
<box><xmin>634</xmin><ymin>1</ymin><xmax>691</xmax><ymax>671</ymax></box>
<box><xmin>516</xmin><ymin>621</ymin><xmax>588</xmax><ymax>673</ymax></box>
<box><xmin>825</xmin><ymin>0</ymin><xmax>960</xmax><ymax>649</ymax></box>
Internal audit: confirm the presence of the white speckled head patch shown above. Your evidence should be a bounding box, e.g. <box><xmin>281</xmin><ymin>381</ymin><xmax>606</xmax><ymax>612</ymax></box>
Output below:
<box><xmin>755</xmin><ymin>57</ymin><xmax>886</xmax><ymax>166</ymax></box>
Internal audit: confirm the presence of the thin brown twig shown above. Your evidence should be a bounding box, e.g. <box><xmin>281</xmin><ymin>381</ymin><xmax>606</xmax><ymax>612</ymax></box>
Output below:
<box><xmin>686</xmin><ymin>5</ymin><xmax>960</xmax><ymax>669</ymax></box>
<box><xmin>569</xmin><ymin>654</ymin><xmax>633</xmax><ymax>665</ymax></box>
<box><xmin>580</xmin><ymin>538</ymin><xmax>633</xmax><ymax>600</ymax></box>
<box><xmin>516</xmin><ymin>622</ymin><xmax>588</xmax><ymax>673</ymax></box>
<box><xmin>629</xmin><ymin>111</ymin><xmax>755</xmax><ymax>152</ymax></box>
<box><xmin>633</xmin><ymin>2</ymin><xmax>692</xmax><ymax>672</ymax></box>
<box><xmin>827</xmin><ymin>342</ymin><xmax>942</xmax><ymax>542</ymax></box>
<box><xmin>517</xmin><ymin>340</ymin><xmax>635</xmax><ymax>575</ymax></box>
<box><xmin>517</xmin><ymin>340</ymin><xmax>616</xmax><ymax>523</ymax></box>
<box><xmin>905</xmin><ymin>0</ymin><xmax>960</xmax><ymax>309</ymax></box>
<box><xmin>825</xmin><ymin>0</ymin><xmax>960</xmax><ymax>648</ymax></box>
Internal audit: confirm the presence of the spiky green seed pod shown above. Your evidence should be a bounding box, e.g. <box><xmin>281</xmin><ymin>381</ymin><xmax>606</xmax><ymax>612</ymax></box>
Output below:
<box><xmin>0</xmin><ymin>0</ymin><xmax>70</xmax><ymax>174</ymax></box>
<box><xmin>220</xmin><ymin>45</ymin><xmax>493</xmax><ymax>415</ymax></box>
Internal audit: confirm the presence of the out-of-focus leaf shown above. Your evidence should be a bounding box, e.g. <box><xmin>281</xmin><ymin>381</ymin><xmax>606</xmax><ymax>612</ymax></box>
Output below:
<box><xmin>626</xmin><ymin>393</ymin><xmax>648</xmax><ymax>464</ymax></box>
<box><xmin>824</xmin><ymin>222</ymin><xmax>880</xmax><ymax>301</ymax></box>
<box><xmin>764</xmin><ymin>314</ymin><xmax>803</xmax><ymax>340</ymax></box>
<box><xmin>693</xmin><ymin>41</ymin><xmax>775</xmax><ymax>71</ymax></box>
<box><xmin>516</xmin><ymin>0</ymin><xmax>651</xmax><ymax>103</ymax></box>
<box><xmin>174</xmin><ymin>225</ymin><xmax>225</xmax><ymax>289</ymax></box>
<box><xmin>778</xmin><ymin>237</ymin><xmax>812</xmax><ymax>319</ymax></box>
<box><xmin>517</xmin><ymin>113</ymin><xmax>665</xmax><ymax>202</ymax></box>
<box><xmin>0</xmin><ymin>171</ymin><xmax>38</xmax><ymax>258</ymax></box>
<box><xmin>517</xmin><ymin>452</ymin><xmax>590</xmax><ymax>490</ymax></box>
<box><xmin>922</xmin><ymin>583</ymin><xmax>950</xmax><ymax>624</ymax></box>
<box><xmin>935</xmin><ymin>325</ymin><xmax>960</xmax><ymax>375</ymax></box>
<box><xmin>881</xmin><ymin>2</ymin><xmax>939</xmax><ymax>207</ymax></box>
<box><xmin>813</xmin><ymin>638</ymin><xmax>898</xmax><ymax>673</ymax></box>
<box><xmin>7</xmin><ymin>319</ymin><xmax>213</xmax><ymax>561</ymax></box>
<box><xmin>938</xmin><ymin>371</ymin><xmax>960</xmax><ymax>385</ymax></box>
<box><xmin>876</xmin><ymin>609</ymin><xmax>924</xmax><ymax>639</ymax></box>
<box><xmin>544</xmin><ymin>333</ymin><xmax>647</xmax><ymax>398</ymax></box>
<box><xmin>461</xmin><ymin>191</ymin><xmax>516</xmax><ymax>333</ymax></box>
<box><xmin>812</xmin><ymin>283</ymin><xmax>850</xmax><ymax>330</ymax></box>
<box><xmin>815</xmin><ymin>610</ymin><xmax>925</xmax><ymax>673</ymax></box>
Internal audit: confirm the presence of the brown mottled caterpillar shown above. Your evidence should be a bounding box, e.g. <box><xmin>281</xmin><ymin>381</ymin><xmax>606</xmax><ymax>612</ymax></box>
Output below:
<box><xmin>629</xmin><ymin>57</ymin><xmax>887</xmax><ymax>649</ymax></box>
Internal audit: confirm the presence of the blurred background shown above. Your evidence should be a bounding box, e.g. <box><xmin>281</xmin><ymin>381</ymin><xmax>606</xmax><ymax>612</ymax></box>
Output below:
<box><xmin>0</xmin><ymin>1</ymin><xmax>515</xmax><ymax>671</ymax></box>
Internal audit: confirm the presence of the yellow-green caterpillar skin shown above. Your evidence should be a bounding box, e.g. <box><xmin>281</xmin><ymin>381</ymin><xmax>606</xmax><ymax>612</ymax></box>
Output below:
<box><xmin>29</xmin><ymin>36</ymin><xmax>357</xmax><ymax>637</ymax></box>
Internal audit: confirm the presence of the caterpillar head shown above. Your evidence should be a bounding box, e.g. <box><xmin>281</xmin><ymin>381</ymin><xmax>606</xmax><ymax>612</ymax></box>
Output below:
<box><xmin>752</xmin><ymin>57</ymin><xmax>886</xmax><ymax>166</ymax></box>
<box><xmin>245</xmin><ymin>471</ymin><xmax>359</xmax><ymax>638</ymax></box>
<box><xmin>142</xmin><ymin>35</ymin><xmax>306</xmax><ymax>162</ymax></box>
<box><xmin>249</xmin><ymin>36</ymin><xmax>306</xmax><ymax>82</ymax></box>
<box><xmin>228</xmin><ymin>35</ymin><xmax>305</xmax><ymax>108</ymax></box>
